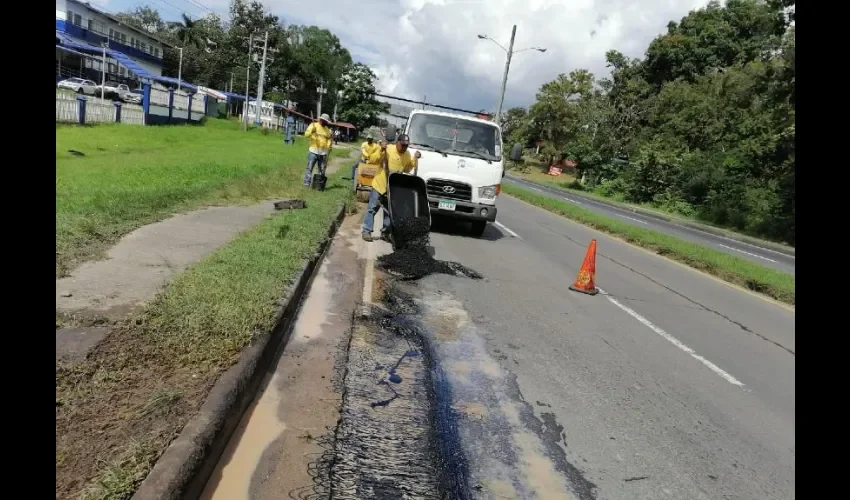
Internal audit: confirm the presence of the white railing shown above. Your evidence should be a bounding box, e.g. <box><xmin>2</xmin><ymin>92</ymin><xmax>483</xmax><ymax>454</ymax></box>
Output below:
<box><xmin>56</xmin><ymin>96</ymin><xmax>79</xmax><ymax>123</ymax></box>
<box><xmin>85</xmin><ymin>99</ymin><xmax>117</xmax><ymax>124</ymax></box>
<box><xmin>122</xmin><ymin>103</ymin><xmax>145</xmax><ymax>125</ymax></box>
<box><xmin>149</xmin><ymin>87</ymin><xmax>170</xmax><ymax>107</ymax></box>
<box><xmin>55</xmin><ymin>94</ymin><xmax>144</xmax><ymax>126</ymax></box>
<box><xmin>191</xmin><ymin>94</ymin><xmax>205</xmax><ymax>114</ymax></box>
<box><xmin>173</xmin><ymin>89</ymin><xmax>190</xmax><ymax>110</ymax></box>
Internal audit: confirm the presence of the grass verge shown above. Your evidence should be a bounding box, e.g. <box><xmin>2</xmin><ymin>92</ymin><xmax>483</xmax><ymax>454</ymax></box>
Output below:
<box><xmin>508</xmin><ymin>167</ymin><xmax>794</xmax><ymax>250</ymax></box>
<box><xmin>503</xmin><ymin>183</ymin><xmax>795</xmax><ymax>305</ymax></box>
<box><xmin>56</xmin><ymin>118</ymin><xmax>348</xmax><ymax>277</ymax></box>
<box><xmin>55</xmin><ymin>168</ymin><xmax>353</xmax><ymax>500</ymax></box>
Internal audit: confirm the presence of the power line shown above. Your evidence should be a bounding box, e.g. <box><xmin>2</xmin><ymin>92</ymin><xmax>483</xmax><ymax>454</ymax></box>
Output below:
<box><xmin>180</xmin><ymin>0</ymin><xmax>215</xmax><ymax>15</ymax></box>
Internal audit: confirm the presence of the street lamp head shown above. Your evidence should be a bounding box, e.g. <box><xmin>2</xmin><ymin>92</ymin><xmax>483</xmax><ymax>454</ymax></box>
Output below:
<box><xmin>536</xmin><ymin>48</ymin><xmax>547</xmax><ymax>53</ymax></box>
<box><xmin>477</xmin><ymin>34</ymin><xmax>487</xmax><ymax>39</ymax></box>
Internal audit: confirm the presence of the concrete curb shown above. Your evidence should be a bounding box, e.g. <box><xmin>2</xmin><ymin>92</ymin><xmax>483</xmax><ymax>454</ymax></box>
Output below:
<box><xmin>131</xmin><ymin>203</ymin><xmax>348</xmax><ymax>500</ymax></box>
<box><xmin>505</xmin><ymin>175</ymin><xmax>795</xmax><ymax>257</ymax></box>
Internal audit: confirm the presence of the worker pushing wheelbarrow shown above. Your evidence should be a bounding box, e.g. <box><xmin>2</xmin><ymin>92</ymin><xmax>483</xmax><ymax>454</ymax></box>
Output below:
<box><xmin>361</xmin><ymin>133</ymin><xmax>425</xmax><ymax>247</ymax></box>
<box><xmin>351</xmin><ymin>133</ymin><xmax>384</xmax><ymax>203</ymax></box>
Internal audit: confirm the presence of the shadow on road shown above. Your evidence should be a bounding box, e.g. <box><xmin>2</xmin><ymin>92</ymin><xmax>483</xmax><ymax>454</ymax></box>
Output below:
<box><xmin>429</xmin><ymin>215</ymin><xmax>504</xmax><ymax>242</ymax></box>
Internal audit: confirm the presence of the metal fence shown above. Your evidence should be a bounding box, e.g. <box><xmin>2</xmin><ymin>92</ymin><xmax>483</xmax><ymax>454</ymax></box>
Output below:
<box><xmin>149</xmin><ymin>87</ymin><xmax>170</xmax><ymax>107</ymax></box>
<box><xmin>56</xmin><ymin>92</ymin><xmax>144</xmax><ymax>125</ymax></box>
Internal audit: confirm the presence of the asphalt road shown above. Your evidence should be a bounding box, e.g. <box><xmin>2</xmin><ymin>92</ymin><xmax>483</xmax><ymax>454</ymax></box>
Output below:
<box><xmin>503</xmin><ymin>175</ymin><xmax>796</xmax><ymax>275</ymax></box>
<box><xmin>416</xmin><ymin>195</ymin><xmax>795</xmax><ymax>499</ymax></box>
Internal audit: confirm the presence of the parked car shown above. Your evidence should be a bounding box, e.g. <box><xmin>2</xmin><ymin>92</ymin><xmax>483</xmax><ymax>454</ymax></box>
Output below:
<box><xmin>96</xmin><ymin>81</ymin><xmax>132</xmax><ymax>100</ymax></box>
<box><xmin>123</xmin><ymin>89</ymin><xmax>143</xmax><ymax>105</ymax></box>
<box><xmin>57</xmin><ymin>78</ymin><xmax>97</xmax><ymax>95</ymax></box>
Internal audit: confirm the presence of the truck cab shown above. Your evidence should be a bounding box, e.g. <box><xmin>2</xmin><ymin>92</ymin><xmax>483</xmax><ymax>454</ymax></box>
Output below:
<box><xmin>404</xmin><ymin>110</ymin><xmax>503</xmax><ymax>237</ymax></box>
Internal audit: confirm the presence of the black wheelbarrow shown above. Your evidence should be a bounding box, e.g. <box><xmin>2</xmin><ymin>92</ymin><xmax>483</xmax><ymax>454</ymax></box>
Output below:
<box><xmin>385</xmin><ymin>172</ymin><xmax>431</xmax><ymax>251</ymax></box>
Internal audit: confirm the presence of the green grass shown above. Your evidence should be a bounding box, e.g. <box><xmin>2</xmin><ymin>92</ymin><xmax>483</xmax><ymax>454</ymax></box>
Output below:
<box><xmin>503</xmin><ymin>183</ymin><xmax>795</xmax><ymax>305</ymax></box>
<box><xmin>57</xmin><ymin>168</ymin><xmax>353</xmax><ymax>500</ymax></box>
<box><xmin>56</xmin><ymin>120</ymin><xmax>357</xmax><ymax>498</ymax></box>
<box><xmin>56</xmin><ymin>118</ymin><xmax>343</xmax><ymax>277</ymax></box>
<box><xmin>508</xmin><ymin>166</ymin><xmax>794</xmax><ymax>250</ymax></box>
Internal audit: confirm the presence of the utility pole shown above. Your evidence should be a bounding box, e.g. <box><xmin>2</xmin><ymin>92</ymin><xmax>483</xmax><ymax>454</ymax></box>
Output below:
<box><xmin>243</xmin><ymin>33</ymin><xmax>252</xmax><ymax>131</ymax></box>
<box><xmin>332</xmin><ymin>90</ymin><xmax>343</xmax><ymax>122</ymax></box>
<box><xmin>495</xmin><ymin>25</ymin><xmax>516</xmax><ymax>124</ymax></box>
<box><xmin>100</xmin><ymin>42</ymin><xmax>107</xmax><ymax>101</ymax></box>
<box><xmin>478</xmin><ymin>26</ymin><xmax>545</xmax><ymax>124</ymax></box>
<box><xmin>177</xmin><ymin>46</ymin><xmax>184</xmax><ymax>91</ymax></box>
<box><xmin>229</xmin><ymin>72</ymin><xmax>233</xmax><ymax>93</ymax></box>
<box><xmin>254</xmin><ymin>31</ymin><xmax>271</xmax><ymax>126</ymax></box>
<box><xmin>316</xmin><ymin>81</ymin><xmax>327</xmax><ymax>118</ymax></box>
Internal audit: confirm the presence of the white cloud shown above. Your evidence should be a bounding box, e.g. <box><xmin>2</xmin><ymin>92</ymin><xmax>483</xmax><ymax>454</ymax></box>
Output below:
<box><xmin>113</xmin><ymin>0</ymin><xmax>713</xmax><ymax>110</ymax></box>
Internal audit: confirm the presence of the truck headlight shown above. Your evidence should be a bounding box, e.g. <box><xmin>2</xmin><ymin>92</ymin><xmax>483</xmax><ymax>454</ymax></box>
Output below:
<box><xmin>478</xmin><ymin>184</ymin><xmax>501</xmax><ymax>199</ymax></box>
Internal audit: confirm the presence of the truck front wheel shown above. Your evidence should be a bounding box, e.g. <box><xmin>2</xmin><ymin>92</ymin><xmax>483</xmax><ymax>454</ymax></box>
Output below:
<box><xmin>470</xmin><ymin>220</ymin><xmax>487</xmax><ymax>237</ymax></box>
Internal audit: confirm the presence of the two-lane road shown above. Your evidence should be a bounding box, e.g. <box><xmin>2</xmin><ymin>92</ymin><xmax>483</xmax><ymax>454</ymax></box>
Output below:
<box><xmin>416</xmin><ymin>194</ymin><xmax>794</xmax><ymax>499</ymax></box>
<box><xmin>504</xmin><ymin>175</ymin><xmax>796</xmax><ymax>275</ymax></box>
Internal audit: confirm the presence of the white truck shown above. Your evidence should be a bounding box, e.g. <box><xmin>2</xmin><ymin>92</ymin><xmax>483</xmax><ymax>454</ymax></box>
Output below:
<box><xmin>403</xmin><ymin>109</ymin><xmax>504</xmax><ymax>237</ymax></box>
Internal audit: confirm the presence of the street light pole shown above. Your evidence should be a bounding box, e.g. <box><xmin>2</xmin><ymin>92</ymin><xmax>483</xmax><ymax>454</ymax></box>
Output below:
<box><xmin>177</xmin><ymin>47</ymin><xmax>183</xmax><ymax>91</ymax></box>
<box><xmin>495</xmin><ymin>25</ymin><xmax>516</xmax><ymax>124</ymax></box>
<box><xmin>100</xmin><ymin>42</ymin><xmax>107</xmax><ymax>101</ymax></box>
<box><xmin>478</xmin><ymin>26</ymin><xmax>546</xmax><ymax>124</ymax></box>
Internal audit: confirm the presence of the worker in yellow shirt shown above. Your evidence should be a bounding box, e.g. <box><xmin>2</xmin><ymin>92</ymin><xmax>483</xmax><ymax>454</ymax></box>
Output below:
<box><xmin>362</xmin><ymin>133</ymin><xmax>422</xmax><ymax>242</ymax></box>
<box><xmin>302</xmin><ymin>113</ymin><xmax>333</xmax><ymax>186</ymax></box>
<box><xmin>350</xmin><ymin>133</ymin><xmax>382</xmax><ymax>186</ymax></box>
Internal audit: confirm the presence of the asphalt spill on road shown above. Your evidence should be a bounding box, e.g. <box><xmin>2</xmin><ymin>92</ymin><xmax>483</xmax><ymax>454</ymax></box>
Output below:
<box><xmin>377</xmin><ymin>216</ymin><xmax>483</xmax><ymax>281</ymax></box>
<box><xmin>329</xmin><ymin>302</ymin><xmax>443</xmax><ymax>499</ymax></box>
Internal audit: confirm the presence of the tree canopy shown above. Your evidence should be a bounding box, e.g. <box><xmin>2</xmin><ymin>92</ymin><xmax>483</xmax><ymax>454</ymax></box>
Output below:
<box><xmin>503</xmin><ymin>0</ymin><xmax>795</xmax><ymax>244</ymax></box>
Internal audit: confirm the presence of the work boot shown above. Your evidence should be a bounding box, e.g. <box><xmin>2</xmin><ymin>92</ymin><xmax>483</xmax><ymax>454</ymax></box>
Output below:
<box><xmin>362</xmin><ymin>232</ymin><xmax>373</xmax><ymax>242</ymax></box>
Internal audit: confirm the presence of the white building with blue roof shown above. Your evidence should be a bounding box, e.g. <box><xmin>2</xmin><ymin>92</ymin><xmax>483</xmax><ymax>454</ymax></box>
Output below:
<box><xmin>56</xmin><ymin>0</ymin><xmax>171</xmax><ymax>84</ymax></box>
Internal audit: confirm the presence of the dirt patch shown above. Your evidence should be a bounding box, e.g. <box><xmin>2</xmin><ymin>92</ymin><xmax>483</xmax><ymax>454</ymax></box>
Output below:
<box><xmin>55</xmin><ymin>325</ymin><xmax>217</xmax><ymax>499</ymax></box>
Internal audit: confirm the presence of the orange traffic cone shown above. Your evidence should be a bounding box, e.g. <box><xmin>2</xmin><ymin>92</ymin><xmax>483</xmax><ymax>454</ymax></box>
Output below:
<box><xmin>569</xmin><ymin>239</ymin><xmax>599</xmax><ymax>295</ymax></box>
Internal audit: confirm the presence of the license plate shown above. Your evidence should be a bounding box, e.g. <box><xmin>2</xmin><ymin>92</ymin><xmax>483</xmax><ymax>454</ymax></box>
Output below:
<box><xmin>438</xmin><ymin>200</ymin><xmax>457</xmax><ymax>211</ymax></box>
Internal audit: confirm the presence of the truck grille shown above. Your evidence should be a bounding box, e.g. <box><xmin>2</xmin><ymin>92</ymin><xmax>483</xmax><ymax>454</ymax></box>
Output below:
<box><xmin>427</xmin><ymin>179</ymin><xmax>472</xmax><ymax>202</ymax></box>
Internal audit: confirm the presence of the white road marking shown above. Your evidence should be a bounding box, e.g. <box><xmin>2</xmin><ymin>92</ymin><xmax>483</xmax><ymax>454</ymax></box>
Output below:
<box><xmin>618</xmin><ymin>215</ymin><xmax>649</xmax><ymax>225</ymax></box>
<box><xmin>494</xmin><ymin>221</ymin><xmax>521</xmax><ymax>239</ymax></box>
<box><xmin>563</xmin><ymin>197</ymin><xmax>583</xmax><ymax>205</ymax></box>
<box><xmin>718</xmin><ymin>244</ymin><xmax>778</xmax><ymax>263</ymax></box>
<box><xmin>598</xmin><ymin>287</ymin><xmax>746</xmax><ymax>388</ymax></box>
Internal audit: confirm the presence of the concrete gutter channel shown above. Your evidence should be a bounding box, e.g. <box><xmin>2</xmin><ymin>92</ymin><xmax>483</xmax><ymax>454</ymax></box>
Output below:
<box><xmin>131</xmin><ymin>204</ymin><xmax>347</xmax><ymax>500</ymax></box>
<box><xmin>504</xmin><ymin>175</ymin><xmax>795</xmax><ymax>258</ymax></box>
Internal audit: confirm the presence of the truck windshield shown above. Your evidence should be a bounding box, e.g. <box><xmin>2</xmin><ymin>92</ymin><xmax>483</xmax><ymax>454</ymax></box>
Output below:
<box><xmin>407</xmin><ymin>113</ymin><xmax>502</xmax><ymax>161</ymax></box>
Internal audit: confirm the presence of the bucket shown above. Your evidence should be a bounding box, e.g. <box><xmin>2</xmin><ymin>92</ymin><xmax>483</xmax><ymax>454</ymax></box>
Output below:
<box><xmin>311</xmin><ymin>174</ymin><xmax>327</xmax><ymax>191</ymax></box>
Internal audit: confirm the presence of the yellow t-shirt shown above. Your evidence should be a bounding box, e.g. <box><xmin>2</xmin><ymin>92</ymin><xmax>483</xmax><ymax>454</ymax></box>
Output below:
<box><xmin>371</xmin><ymin>147</ymin><xmax>417</xmax><ymax>195</ymax></box>
<box><xmin>304</xmin><ymin>122</ymin><xmax>332</xmax><ymax>154</ymax></box>
<box><xmin>361</xmin><ymin>141</ymin><xmax>382</xmax><ymax>164</ymax></box>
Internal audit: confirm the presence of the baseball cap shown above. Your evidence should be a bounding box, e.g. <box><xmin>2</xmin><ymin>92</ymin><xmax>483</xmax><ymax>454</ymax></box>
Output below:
<box><xmin>396</xmin><ymin>133</ymin><xmax>410</xmax><ymax>145</ymax></box>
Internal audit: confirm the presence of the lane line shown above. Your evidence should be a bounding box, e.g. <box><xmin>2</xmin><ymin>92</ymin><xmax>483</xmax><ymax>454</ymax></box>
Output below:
<box><xmin>598</xmin><ymin>287</ymin><xmax>746</xmax><ymax>388</ymax></box>
<box><xmin>618</xmin><ymin>215</ymin><xmax>649</xmax><ymax>225</ymax></box>
<box><xmin>718</xmin><ymin>244</ymin><xmax>778</xmax><ymax>263</ymax></box>
<box><xmin>563</xmin><ymin>197</ymin><xmax>583</xmax><ymax>205</ymax></box>
<box><xmin>494</xmin><ymin>221</ymin><xmax>521</xmax><ymax>239</ymax></box>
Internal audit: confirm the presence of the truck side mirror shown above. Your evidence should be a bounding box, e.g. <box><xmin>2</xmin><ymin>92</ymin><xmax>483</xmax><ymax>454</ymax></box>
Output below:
<box><xmin>510</xmin><ymin>143</ymin><xmax>523</xmax><ymax>162</ymax></box>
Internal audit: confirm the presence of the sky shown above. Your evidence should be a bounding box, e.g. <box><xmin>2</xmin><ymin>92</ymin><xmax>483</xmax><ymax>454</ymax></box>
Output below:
<box><xmin>98</xmin><ymin>0</ymin><xmax>713</xmax><ymax>111</ymax></box>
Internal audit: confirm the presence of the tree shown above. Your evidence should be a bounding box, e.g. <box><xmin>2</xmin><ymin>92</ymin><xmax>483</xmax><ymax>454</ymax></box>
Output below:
<box><xmin>336</xmin><ymin>63</ymin><xmax>388</xmax><ymax>130</ymax></box>
<box><xmin>500</xmin><ymin>107</ymin><xmax>528</xmax><ymax>145</ymax></box>
<box><xmin>115</xmin><ymin>6</ymin><xmax>166</xmax><ymax>34</ymax></box>
<box><xmin>643</xmin><ymin>0</ymin><xmax>787</xmax><ymax>87</ymax></box>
